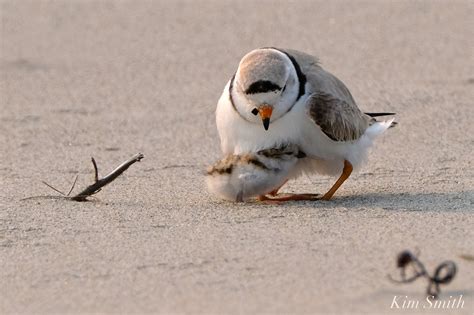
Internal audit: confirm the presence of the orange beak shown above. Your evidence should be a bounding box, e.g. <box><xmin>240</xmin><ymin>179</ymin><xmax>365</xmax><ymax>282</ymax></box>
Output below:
<box><xmin>258</xmin><ymin>104</ymin><xmax>273</xmax><ymax>130</ymax></box>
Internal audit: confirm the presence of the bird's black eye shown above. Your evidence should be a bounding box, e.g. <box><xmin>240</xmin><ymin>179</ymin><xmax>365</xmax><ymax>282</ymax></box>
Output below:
<box><xmin>251</xmin><ymin>108</ymin><xmax>259</xmax><ymax>116</ymax></box>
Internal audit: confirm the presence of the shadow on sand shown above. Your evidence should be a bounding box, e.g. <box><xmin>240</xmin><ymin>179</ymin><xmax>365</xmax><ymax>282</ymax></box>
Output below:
<box><xmin>323</xmin><ymin>191</ymin><xmax>473</xmax><ymax>212</ymax></box>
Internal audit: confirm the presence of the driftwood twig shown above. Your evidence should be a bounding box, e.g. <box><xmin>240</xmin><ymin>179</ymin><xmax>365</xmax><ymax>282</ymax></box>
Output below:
<box><xmin>70</xmin><ymin>153</ymin><xmax>144</xmax><ymax>201</ymax></box>
<box><xmin>22</xmin><ymin>153</ymin><xmax>144</xmax><ymax>202</ymax></box>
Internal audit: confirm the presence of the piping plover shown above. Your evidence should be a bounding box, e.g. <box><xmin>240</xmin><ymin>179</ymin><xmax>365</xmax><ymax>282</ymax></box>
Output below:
<box><xmin>206</xmin><ymin>144</ymin><xmax>312</xmax><ymax>202</ymax></box>
<box><xmin>216</xmin><ymin>47</ymin><xmax>396</xmax><ymax>201</ymax></box>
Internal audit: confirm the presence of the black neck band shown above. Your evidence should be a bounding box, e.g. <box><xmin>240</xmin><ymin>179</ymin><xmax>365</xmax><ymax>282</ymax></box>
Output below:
<box><xmin>279</xmin><ymin>50</ymin><xmax>306</xmax><ymax>101</ymax></box>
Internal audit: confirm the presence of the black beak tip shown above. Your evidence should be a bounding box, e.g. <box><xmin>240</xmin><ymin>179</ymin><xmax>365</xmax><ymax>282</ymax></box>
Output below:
<box><xmin>262</xmin><ymin>118</ymin><xmax>270</xmax><ymax>130</ymax></box>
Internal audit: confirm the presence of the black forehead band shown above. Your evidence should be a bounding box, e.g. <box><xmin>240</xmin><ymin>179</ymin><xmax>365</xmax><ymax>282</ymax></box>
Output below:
<box><xmin>245</xmin><ymin>80</ymin><xmax>282</xmax><ymax>94</ymax></box>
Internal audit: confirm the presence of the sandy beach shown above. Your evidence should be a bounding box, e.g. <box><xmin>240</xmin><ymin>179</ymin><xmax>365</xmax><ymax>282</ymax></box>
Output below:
<box><xmin>1</xmin><ymin>1</ymin><xmax>473</xmax><ymax>314</ymax></box>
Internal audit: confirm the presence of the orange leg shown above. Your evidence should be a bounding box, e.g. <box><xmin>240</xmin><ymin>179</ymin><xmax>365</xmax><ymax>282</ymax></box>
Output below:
<box><xmin>320</xmin><ymin>160</ymin><xmax>353</xmax><ymax>201</ymax></box>
<box><xmin>258</xmin><ymin>160</ymin><xmax>352</xmax><ymax>203</ymax></box>
<box><xmin>268</xmin><ymin>179</ymin><xmax>288</xmax><ymax>196</ymax></box>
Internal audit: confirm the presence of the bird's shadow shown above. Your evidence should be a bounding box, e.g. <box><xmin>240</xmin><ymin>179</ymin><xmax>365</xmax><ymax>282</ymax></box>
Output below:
<box><xmin>322</xmin><ymin>191</ymin><xmax>473</xmax><ymax>212</ymax></box>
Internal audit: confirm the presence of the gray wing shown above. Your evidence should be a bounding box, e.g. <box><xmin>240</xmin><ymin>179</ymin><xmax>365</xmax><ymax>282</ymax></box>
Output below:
<box><xmin>307</xmin><ymin>91</ymin><xmax>371</xmax><ymax>142</ymax></box>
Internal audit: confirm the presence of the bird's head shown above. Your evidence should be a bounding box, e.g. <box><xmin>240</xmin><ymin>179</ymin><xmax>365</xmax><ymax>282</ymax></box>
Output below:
<box><xmin>232</xmin><ymin>48</ymin><xmax>300</xmax><ymax>130</ymax></box>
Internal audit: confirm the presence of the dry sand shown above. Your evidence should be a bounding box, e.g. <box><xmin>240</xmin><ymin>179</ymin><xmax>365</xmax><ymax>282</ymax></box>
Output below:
<box><xmin>1</xmin><ymin>1</ymin><xmax>473</xmax><ymax>314</ymax></box>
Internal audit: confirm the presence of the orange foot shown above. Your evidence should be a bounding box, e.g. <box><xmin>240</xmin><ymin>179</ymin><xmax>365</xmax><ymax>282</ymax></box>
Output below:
<box><xmin>260</xmin><ymin>159</ymin><xmax>354</xmax><ymax>202</ymax></box>
<box><xmin>258</xmin><ymin>193</ymin><xmax>320</xmax><ymax>203</ymax></box>
<box><xmin>268</xmin><ymin>179</ymin><xmax>288</xmax><ymax>197</ymax></box>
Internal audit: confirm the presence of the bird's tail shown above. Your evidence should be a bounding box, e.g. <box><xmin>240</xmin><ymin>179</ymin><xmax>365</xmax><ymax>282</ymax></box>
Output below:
<box><xmin>365</xmin><ymin>118</ymin><xmax>396</xmax><ymax>139</ymax></box>
<box><xmin>365</xmin><ymin>112</ymin><xmax>395</xmax><ymax>117</ymax></box>
<box><xmin>365</xmin><ymin>112</ymin><xmax>397</xmax><ymax>128</ymax></box>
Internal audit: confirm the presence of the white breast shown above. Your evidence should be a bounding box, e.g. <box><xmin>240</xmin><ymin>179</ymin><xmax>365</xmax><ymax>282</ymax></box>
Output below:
<box><xmin>216</xmin><ymin>82</ymin><xmax>308</xmax><ymax>154</ymax></box>
<box><xmin>216</xmin><ymin>82</ymin><xmax>393</xmax><ymax>178</ymax></box>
